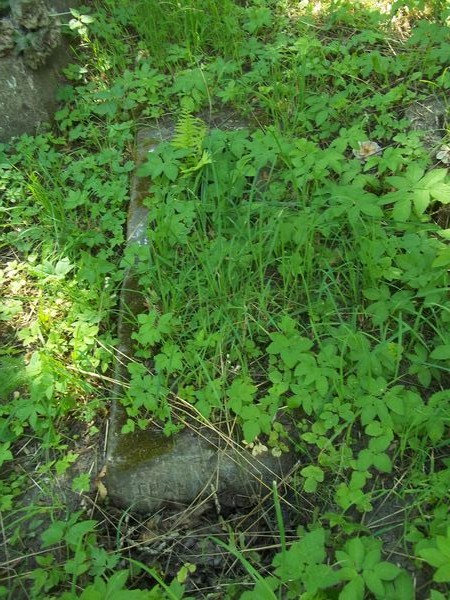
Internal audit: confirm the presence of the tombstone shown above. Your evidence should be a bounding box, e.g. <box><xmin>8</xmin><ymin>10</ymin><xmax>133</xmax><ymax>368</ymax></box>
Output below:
<box><xmin>104</xmin><ymin>117</ymin><xmax>297</xmax><ymax>514</ymax></box>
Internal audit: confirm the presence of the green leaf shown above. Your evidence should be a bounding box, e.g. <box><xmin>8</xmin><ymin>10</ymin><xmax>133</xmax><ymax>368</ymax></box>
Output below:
<box><xmin>64</xmin><ymin>551</ymin><xmax>89</xmax><ymax>576</ymax></box>
<box><xmin>392</xmin><ymin>198</ymin><xmax>411</xmax><ymax>221</ymax></box>
<box><xmin>356</xmin><ymin>449</ymin><xmax>373</xmax><ymax>471</ymax></box>
<box><xmin>346</xmin><ymin>537</ymin><xmax>366</xmax><ymax>570</ymax></box>
<box><xmin>420</xmin><ymin>168</ymin><xmax>447</xmax><ymax>188</ymax></box>
<box><xmin>430</xmin><ymin>182</ymin><xmax>450</xmax><ymax>202</ymax></box>
<box><xmin>434</xmin><ymin>563</ymin><xmax>450</xmax><ymax>583</ymax></box>
<box><xmin>406</xmin><ymin>164</ymin><xmax>426</xmax><ymax>184</ymax></box>
<box><xmin>301</xmin><ymin>465</ymin><xmax>324</xmax><ymax>482</ymax></box>
<box><xmin>360</xmin><ymin>202</ymin><xmax>383</xmax><ymax>217</ymax></box>
<box><xmin>164</xmin><ymin>162</ymin><xmax>179</xmax><ymax>181</ymax></box>
<box><xmin>339</xmin><ymin>576</ymin><xmax>365</xmax><ymax>600</ymax></box>
<box><xmin>374</xmin><ymin>561</ymin><xmax>401</xmax><ymax>580</ymax></box>
<box><xmin>386</xmin><ymin>175</ymin><xmax>409</xmax><ymax>190</ymax></box>
<box><xmin>427</xmin><ymin>419</ymin><xmax>445</xmax><ymax>443</ymax></box>
<box><xmin>303</xmin><ymin>563</ymin><xmax>341</xmax><ymax>593</ymax></box>
<box><xmin>430</xmin><ymin>590</ymin><xmax>448</xmax><ymax>600</ymax></box>
<box><xmin>363</xmin><ymin>568</ymin><xmax>384</xmax><ymax>596</ymax></box>
<box><xmin>412</xmin><ymin>188</ymin><xmax>430</xmax><ymax>215</ymax></box>
<box><xmin>365</xmin><ymin>421</ymin><xmax>383</xmax><ymax>436</ymax></box>
<box><xmin>385</xmin><ymin>393</ymin><xmax>405</xmax><ymax>415</ymax></box>
<box><xmin>303</xmin><ymin>477</ymin><xmax>317</xmax><ymax>493</ymax></box>
<box><xmin>373</xmin><ymin>452</ymin><xmax>392</xmax><ymax>473</ymax></box>
<box><xmin>41</xmin><ymin>521</ymin><xmax>66</xmax><ymax>548</ymax></box>
<box><xmin>104</xmin><ymin>570</ymin><xmax>129</xmax><ymax>594</ymax></box>
<box><xmin>432</xmin><ymin>248</ymin><xmax>450</xmax><ymax>268</ymax></box>
<box><xmin>437</xmin><ymin>534</ymin><xmax>450</xmax><ymax>558</ymax></box>
<box><xmin>430</xmin><ymin>345</ymin><xmax>450</xmax><ymax>360</ymax></box>
<box><xmin>64</xmin><ymin>520</ymin><xmax>97</xmax><ymax>547</ymax></box>
<box><xmin>71</xmin><ymin>473</ymin><xmax>91</xmax><ymax>493</ymax></box>
<box><xmin>154</xmin><ymin>343</ymin><xmax>183</xmax><ymax>373</ymax></box>
<box><xmin>243</xmin><ymin>419</ymin><xmax>260</xmax><ymax>443</ymax></box>
<box><xmin>137</xmin><ymin>154</ymin><xmax>164</xmax><ymax>178</ymax></box>
<box><xmin>363</xmin><ymin>548</ymin><xmax>381</xmax><ymax>569</ymax></box>
<box><xmin>417</xmin><ymin>548</ymin><xmax>447</xmax><ymax>567</ymax></box>
<box><xmin>369</xmin><ymin>434</ymin><xmax>392</xmax><ymax>453</ymax></box>
<box><xmin>0</xmin><ymin>443</ymin><xmax>13</xmax><ymax>467</ymax></box>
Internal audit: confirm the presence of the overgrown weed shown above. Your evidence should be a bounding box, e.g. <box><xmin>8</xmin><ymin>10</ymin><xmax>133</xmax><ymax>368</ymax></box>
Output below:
<box><xmin>1</xmin><ymin>0</ymin><xmax>450</xmax><ymax>598</ymax></box>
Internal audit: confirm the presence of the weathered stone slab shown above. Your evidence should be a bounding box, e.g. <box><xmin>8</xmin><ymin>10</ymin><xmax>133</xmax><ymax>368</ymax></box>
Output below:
<box><xmin>405</xmin><ymin>96</ymin><xmax>446</xmax><ymax>152</ymax></box>
<box><xmin>104</xmin><ymin>116</ymin><xmax>296</xmax><ymax>514</ymax></box>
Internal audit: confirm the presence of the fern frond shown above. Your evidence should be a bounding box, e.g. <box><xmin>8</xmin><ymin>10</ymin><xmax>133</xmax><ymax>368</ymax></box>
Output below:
<box><xmin>172</xmin><ymin>109</ymin><xmax>207</xmax><ymax>154</ymax></box>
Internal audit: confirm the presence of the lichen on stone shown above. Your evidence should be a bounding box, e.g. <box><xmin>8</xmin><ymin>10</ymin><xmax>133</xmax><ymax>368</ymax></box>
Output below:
<box><xmin>0</xmin><ymin>0</ymin><xmax>61</xmax><ymax>69</ymax></box>
<box><xmin>0</xmin><ymin>17</ymin><xmax>14</xmax><ymax>55</ymax></box>
<box><xmin>10</xmin><ymin>0</ymin><xmax>50</xmax><ymax>30</ymax></box>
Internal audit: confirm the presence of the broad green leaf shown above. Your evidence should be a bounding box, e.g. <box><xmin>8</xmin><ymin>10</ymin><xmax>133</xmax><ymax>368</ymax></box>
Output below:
<box><xmin>406</xmin><ymin>163</ymin><xmax>426</xmax><ymax>184</ymax></box>
<box><xmin>427</xmin><ymin>419</ymin><xmax>445</xmax><ymax>443</ymax></box>
<box><xmin>301</xmin><ymin>465</ymin><xmax>324</xmax><ymax>482</ymax></box>
<box><xmin>369</xmin><ymin>434</ymin><xmax>392</xmax><ymax>453</ymax></box>
<box><xmin>365</xmin><ymin>421</ymin><xmax>383</xmax><ymax>436</ymax></box>
<box><xmin>420</xmin><ymin>168</ymin><xmax>447</xmax><ymax>188</ymax></box>
<box><xmin>430</xmin><ymin>590</ymin><xmax>448</xmax><ymax>599</ymax></box>
<box><xmin>297</xmin><ymin>528</ymin><xmax>326</xmax><ymax>565</ymax></box>
<box><xmin>430</xmin><ymin>182</ymin><xmax>450</xmax><ymax>202</ymax></box>
<box><xmin>356</xmin><ymin>449</ymin><xmax>373</xmax><ymax>471</ymax></box>
<box><xmin>386</xmin><ymin>175</ymin><xmax>409</xmax><ymax>189</ymax></box>
<box><xmin>437</xmin><ymin>228</ymin><xmax>450</xmax><ymax>239</ymax></box>
<box><xmin>385</xmin><ymin>393</ymin><xmax>405</xmax><ymax>415</ymax></box>
<box><xmin>0</xmin><ymin>443</ymin><xmax>13</xmax><ymax>467</ymax></box>
<box><xmin>417</xmin><ymin>547</ymin><xmax>447</xmax><ymax>567</ymax></box>
<box><xmin>392</xmin><ymin>198</ymin><xmax>411</xmax><ymax>221</ymax></box>
<box><xmin>363</xmin><ymin>568</ymin><xmax>385</xmax><ymax>596</ymax></box>
<box><xmin>432</xmin><ymin>249</ymin><xmax>450</xmax><ymax>268</ymax></box>
<box><xmin>164</xmin><ymin>162</ymin><xmax>179</xmax><ymax>181</ymax></box>
<box><xmin>412</xmin><ymin>188</ymin><xmax>430</xmax><ymax>215</ymax></box>
<box><xmin>360</xmin><ymin>202</ymin><xmax>383</xmax><ymax>217</ymax></box>
<box><xmin>104</xmin><ymin>570</ymin><xmax>129</xmax><ymax>594</ymax></box>
<box><xmin>304</xmin><ymin>477</ymin><xmax>319</xmax><ymax>493</ymax></box>
<box><xmin>373</xmin><ymin>452</ymin><xmax>392</xmax><ymax>473</ymax></box>
<box><xmin>374</xmin><ymin>561</ymin><xmax>401</xmax><ymax>580</ymax></box>
<box><xmin>362</xmin><ymin>548</ymin><xmax>381</xmax><ymax>569</ymax></box>
<box><xmin>346</xmin><ymin>537</ymin><xmax>366</xmax><ymax>570</ymax></box>
<box><xmin>64</xmin><ymin>520</ymin><xmax>97</xmax><ymax>547</ymax></box>
<box><xmin>243</xmin><ymin>419</ymin><xmax>260</xmax><ymax>443</ymax></box>
<box><xmin>41</xmin><ymin>521</ymin><xmax>66</xmax><ymax>547</ymax></box>
<box><xmin>303</xmin><ymin>563</ymin><xmax>341</xmax><ymax>592</ymax></box>
<box><xmin>434</xmin><ymin>563</ymin><xmax>450</xmax><ymax>583</ymax></box>
<box><xmin>436</xmin><ymin>534</ymin><xmax>450</xmax><ymax>558</ymax></box>
<box><xmin>339</xmin><ymin>576</ymin><xmax>365</xmax><ymax>600</ymax></box>
<box><xmin>430</xmin><ymin>345</ymin><xmax>450</xmax><ymax>360</ymax></box>
<box><xmin>64</xmin><ymin>551</ymin><xmax>89</xmax><ymax>576</ymax></box>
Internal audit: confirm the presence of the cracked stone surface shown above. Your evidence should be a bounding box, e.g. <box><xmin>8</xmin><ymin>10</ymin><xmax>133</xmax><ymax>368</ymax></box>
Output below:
<box><xmin>104</xmin><ymin>116</ymin><xmax>297</xmax><ymax>514</ymax></box>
